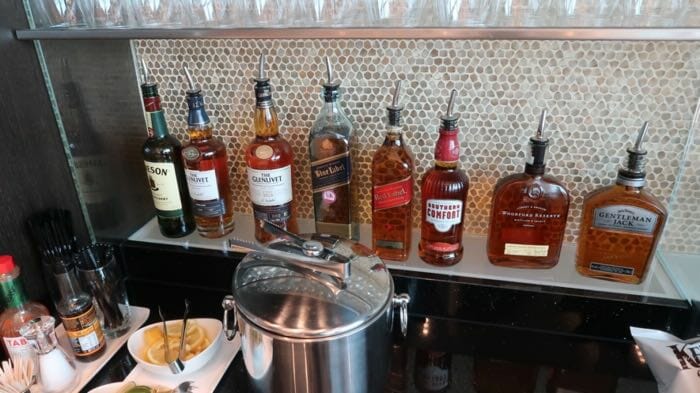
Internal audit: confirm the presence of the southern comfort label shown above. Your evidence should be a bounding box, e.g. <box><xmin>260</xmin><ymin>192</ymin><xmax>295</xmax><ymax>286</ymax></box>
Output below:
<box><xmin>425</xmin><ymin>199</ymin><xmax>463</xmax><ymax>232</ymax></box>
<box><xmin>373</xmin><ymin>176</ymin><xmax>412</xmax><ymax>210</ymax></box>
<box><xmin>593</xmin><ymin>205</ymin><xmax>658</xmax><ymax>234</ymax></box>
<box><xmin>311</xmin><ymin>152</ymin><xmax>351</xmax><ymax>192</ymax></box>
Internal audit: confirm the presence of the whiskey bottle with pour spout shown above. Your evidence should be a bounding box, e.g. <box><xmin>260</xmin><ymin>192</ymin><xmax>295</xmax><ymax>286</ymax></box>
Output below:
<box><xmin>181</xmin><ymin>66</ymin><xmax>235</xmax><ymax>238</ymax></box>
<box><xmin>576</xmin><ymin>122</ymin><xmax>667</xmax><ymax>284</ymax></box>
<box><xmin>372</xmin><ymin>80</ymin><xmax>415</xmax><ymax>261</ymax></box>
<box><xmin>309</xmin><ymin>57</ymin><xmax>358</xmax><ymax>240</ymax></box>
<box><xmin>487</xmin><ymin>110</ymin><xmax>570</xmax><ymax>268</ymax></box>
<box><xmin>419</xmin><ymin>90</ymin><xmax>470</xmax><ymax>266</ymax></box>
<box><xmin>245</xmin><ymin>53</ymin><xmax>299</xmax><ymax>242</ymax></box>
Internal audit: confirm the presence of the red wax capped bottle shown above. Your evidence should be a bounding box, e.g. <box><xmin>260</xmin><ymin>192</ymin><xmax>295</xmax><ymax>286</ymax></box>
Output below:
<box><xmin>419</xmin><ymin>90</ymin><xmax>470</xmax><ymax>266</ymax></box>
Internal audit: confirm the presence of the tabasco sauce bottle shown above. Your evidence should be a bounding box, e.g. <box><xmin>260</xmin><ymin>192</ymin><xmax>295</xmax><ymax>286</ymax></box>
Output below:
<box><xmin>372</xmin><ymin>80</ymin><xmax>414</xmax><ymax>261</ymax></box>
<box><xmin>418</xmin><ymin>90</ymin><xmax>470</xmax><ymax>266</ymax></box>
<box><xmin>245</xmin><ymin>53</ymin><xmax>299</xmax><ymax>242</ymax></box>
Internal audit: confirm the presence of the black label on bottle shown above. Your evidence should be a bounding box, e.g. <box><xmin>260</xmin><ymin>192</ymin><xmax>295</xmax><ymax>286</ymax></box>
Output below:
<box><xmin>253</xmin><ymin>202</ymin><xmax>292</xmax><ymax>222</ymax></box>
<box><xmin>310</xmin><ymin>152</ymin><xmax>351</xmax><ymax>193</ymax></box>
<box><xmin>192</xmin><ymin>199</ymin><xmax>226</xmax><ymax>217</ymax></box>
<box><xmin>590</xmin><ymin>262</ymin><xmax>635</xmax><ymax>276</ymax></box>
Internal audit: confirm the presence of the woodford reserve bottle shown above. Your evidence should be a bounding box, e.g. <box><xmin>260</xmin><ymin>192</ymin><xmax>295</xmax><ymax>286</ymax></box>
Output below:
<box><xmin>140</xmin><ymin>60</ymin><xmax>195</xmax><ymax>238</ymax></box>
<box><xmin>372</xmin><ymin>80</ymin><xmax>414</xmax><ymax>261</ymax></box>
<box><xmin>576</xmin><ymin>122</ymin><xmax>667</xmax><ymax>284</ymax></box>
<box><xmin>419</xmin><ymin>90</ymin><xmax>469</xmax><ymax>266</ymax></box>
<box><xmin>486</xmin><ymin>110</ymin><xmax>570</xmax><ymax>268</ymax></box>
<box><xmin>181</xmin><ymin>66</ymin><xmax>235</xmax><ymax>238</ymax></box>
<box><xmin>309</xmin><ymin>57</ymin><xmax>358</xmax><ymax>240</ymax></box>
<box><xmin>245</xmin><ymin>54</ymin><xmax>298</xmax><ymax>242</ymax></box>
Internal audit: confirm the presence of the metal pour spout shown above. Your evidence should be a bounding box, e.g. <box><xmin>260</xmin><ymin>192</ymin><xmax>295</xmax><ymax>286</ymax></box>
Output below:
<box><xmin>391</xmin><ymin>80</ymin><xmax>402</xmax><ymax>108</ymax></box>
<box><xmin>183</xmin><ymin>65</ymin><xmax>197</xmax><ymax>92</ymax></box>
<box><xmin>537</xmin><ymin>109</ymin><xmax>547</xmax><ymax>139</ymax></box>
<box><xmin>139</xmin><ymin>58</ymin><xmax>151</xmax><ymax>85</ymax></box>
<box><xmin>325</xmin><ymin>56</ymin><xmax>333</xmax><ymax>85</ymax></box>
<box><xmin>258</xmin><ymin>52</ymin><xmax>266</xmax><ymax>81</ymax></box>
<box><xmin>633</xmin><ymin>121</ymin><xmax>649</xmax><ymax>153</ymax></box>
<box><xmin>446</xmin><ymin>89</ymin><xmax>457</xmax><ymax>117</ymax></box>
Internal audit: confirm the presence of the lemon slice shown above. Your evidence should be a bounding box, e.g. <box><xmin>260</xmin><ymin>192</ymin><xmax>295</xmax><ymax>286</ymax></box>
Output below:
<box><xmin>185</xmin><ymin>324</ymin><xmax>206</xmax><ymax>350</ymax></box>
<box><xmin>145</xmin><ymin>338</ymin><xmax>181</xmax><ymax>365</ymax></box>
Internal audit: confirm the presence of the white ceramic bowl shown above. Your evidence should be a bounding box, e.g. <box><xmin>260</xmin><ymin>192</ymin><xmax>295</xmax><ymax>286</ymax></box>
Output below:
<box><xmin>127</xmin><ymin>318</ymin><xmax>223</xmax><ymax>376</ymax></box>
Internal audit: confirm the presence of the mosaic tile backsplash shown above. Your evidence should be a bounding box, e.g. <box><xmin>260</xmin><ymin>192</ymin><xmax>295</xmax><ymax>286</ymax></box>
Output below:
<box><xmin>134</xmin><ymin>39</ymin><xmax>700</xmax><ymax>253</ymax></box>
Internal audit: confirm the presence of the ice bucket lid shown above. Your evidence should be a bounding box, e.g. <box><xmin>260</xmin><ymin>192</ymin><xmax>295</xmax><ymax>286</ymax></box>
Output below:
<box><xmin>231</xmin><ymin>235</ymin><xmax>393</xmax><ymax>339</ymax></box>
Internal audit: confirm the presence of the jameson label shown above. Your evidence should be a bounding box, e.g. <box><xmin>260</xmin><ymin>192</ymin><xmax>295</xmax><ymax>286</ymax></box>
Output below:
<box><xmin>590</xmin><ymin>262</ymin><xmax>635</xmax><ymax>276</ymax></box>
<box><xmin>311</xmin><ymin>152</ymin><xmax>351</xmax><ymax>193</ymax></box>
<box><xmin>504</xmin><ymin>243</ymin><xmax>549</xmax><ymax>257</ymax></box>
<box><xmin>248</xmin><ymin>166</ymin><xmax>293</xmax><ymax>222</ymax></box>
<box><xmin>62</xmin><ymin>304</ymin><xmax>105</xmax><ymax>357</ymax></box>
<box><xmin>373</xmin><ymin>176</ymin><xmax>412</xmax><ymax>211</ymax></box>
<box><xmin>593</xmin><ymin>205</ymin><xmax>658</xmax><ymax>234</ymax></box>
<box><xmin>425</xmin><ymin>199</ymin><xmax>463</xmax><ymax>232</ymax></box>
<box><xmin>73</xmin><ymin>155</ymin><xmax>110</xmax><ymax>204</ymax></box>
<box><xmin>416</xmin><ymin>366</ymin><xmax>449</xmax><ymax>390</ymax></box>
<box><xmin>185</xmin><ymin>169</ymin><xmax>224</xmax><ymax>217</ymax></box>
<box><xmin>144</xmin><ymin>161</ymin><xmax>183</xmax><ymax>216</ymax></box>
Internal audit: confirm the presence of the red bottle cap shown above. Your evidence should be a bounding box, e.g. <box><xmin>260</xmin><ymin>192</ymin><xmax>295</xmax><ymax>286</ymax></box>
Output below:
<box><xmin>0</xmin><ymin>255</ymin><xmax>16</xmax><ymax>274</ymax></box>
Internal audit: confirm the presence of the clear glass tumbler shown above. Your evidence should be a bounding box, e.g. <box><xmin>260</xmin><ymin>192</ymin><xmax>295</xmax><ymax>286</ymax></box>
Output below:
<box><xmin>129</xmin><ymin>0</ymin><xmax>191</xmax><ymax>27</ymax></box>
<box><xmin>29</xmin><ymin>0</ymin><xmax>92</xmax><ymax>27</ymax></box>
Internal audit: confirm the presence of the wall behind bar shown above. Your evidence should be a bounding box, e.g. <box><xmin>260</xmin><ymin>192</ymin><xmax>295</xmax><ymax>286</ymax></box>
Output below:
<box><xmin>0</xmin><ymin>2</ymin><xmax>88</xmax><ymax>302</ymax></box>
<box><xmin>135</xmin><ymin>39</ymin><xmax>700</xmax><ymax>252</ymax></box>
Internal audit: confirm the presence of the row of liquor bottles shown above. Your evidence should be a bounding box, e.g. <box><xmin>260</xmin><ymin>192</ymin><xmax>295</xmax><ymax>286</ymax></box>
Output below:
<box><xmin>139</xmin><ymin>55</ymin><xmax>667</xmax><ymax>286</ymax></box>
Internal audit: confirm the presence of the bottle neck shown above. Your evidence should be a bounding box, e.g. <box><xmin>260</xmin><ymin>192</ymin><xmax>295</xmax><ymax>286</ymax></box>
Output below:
<box><xmin>383</xmin><ymin>125</ymin><xmax>404</xmax><ymax>147</ymax></box>
<box><xmin>434</xmin><ymin>127</ymin><xmax>460</xmax><ymax>167</ymax></box>
<box><xmin>0</xmin><ymin>275</ymin><xmax>27</xmax><ymax>309</ymax></box>
<box><xmin>187</xmin><ymin>124</ymin><xmax>213</xmax><ymax>140</ymax></box>
<box><xmin>254</xmin><ymin>105</ymin><xmax>279</xmax><ymax>139</ymax></box>
<box><xmin>186</xmin><ymin>91</ymin><xmax>211</xmax><ymax>139</ymax></box>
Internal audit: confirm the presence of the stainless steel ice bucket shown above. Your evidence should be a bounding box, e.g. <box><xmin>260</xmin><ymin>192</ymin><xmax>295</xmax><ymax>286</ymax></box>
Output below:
<box><xmin>221</xmin><ymin>234</ymin><xmax>409</xmax><ymax>393</ymax></box>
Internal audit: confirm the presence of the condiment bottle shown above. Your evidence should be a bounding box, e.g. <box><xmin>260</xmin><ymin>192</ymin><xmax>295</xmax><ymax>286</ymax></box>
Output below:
<box><xmin>20</xmin><ymin>316</ymin><xmax>77</xmax><ymax>393</ymax></box>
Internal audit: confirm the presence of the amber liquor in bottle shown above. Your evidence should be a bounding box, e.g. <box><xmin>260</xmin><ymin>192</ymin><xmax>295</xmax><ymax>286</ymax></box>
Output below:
<box><xmin>372</xmin><ymin>81</ymin><xmax>414</xmax><ymax>261</ymax></box>
<box><xmin>487</xmin><ymin>110</ymin><xmax>570</xmax><ymax>268</ymax></box>
<box><xmin>419</xmin><ymin>90</ymin><xmax>470</xmax><ymax>266</ymax></box>
<box><xmin>309</xmin><ymin>57</ymin><xmax>358</xmax><ymax>240</ymax></box>
<box><xmin>140</xmin><ymin>60</ymin><xmax>195</xmax><ymax>238</ymax></box>
<box><xmin>245</xmin><ymin>54</ymin><xmax>299</xmax><ymax>243</ymax></box>
<box><xmin>576</xmin><ymin>122</ymin><xmax>667</xmax><ymax>284</ymax></box>
<box><xmin>181</xmin><ymin>66</ymin><xmax>235</xmax><ymax>238</ymax></box>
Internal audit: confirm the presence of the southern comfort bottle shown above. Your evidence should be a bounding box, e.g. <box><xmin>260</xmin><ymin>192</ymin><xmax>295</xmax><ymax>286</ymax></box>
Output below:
<box><xmin>576</xmin><ymin>122</ymin><xmax>667</xmax><ymax>284</ymax></box>
<box><xmin>419</xmin><ymin>90</ymin><xmax>469</xmax><ymax>266</ymax></box>
<box><xmin>486</xmin><ymin>110</ymin><xmax>570</xmax><ymax>268</ymax></box>
<box><xmin>372</xmin><ymin>80</ymin><xmax>414</xmax><ymax>261</ymax></box>
<box><xmin>245</xmin><ymin>54</ymin><xmax>298</xmax><ymax>242</ymax></box>
<box><xmin>309</xmin><ymin>57</ymin><xmax>358</xmax><ymax>240</ymax></box>
<box><xmin>181</xmin><ymin>66</ymin><xmax>235</xmax><ymax>238</ymax></box>
<box><xmin>140</xmin><ymin>60</ymin><xmax>195</xmax><ymax>238</ymax></box>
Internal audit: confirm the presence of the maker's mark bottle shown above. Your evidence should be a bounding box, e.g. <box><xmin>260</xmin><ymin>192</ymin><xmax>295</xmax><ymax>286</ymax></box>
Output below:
<box><xmin>309</xmin><ymin>57</ymin><xmax>358</xmax><ymax>240</ymax></box>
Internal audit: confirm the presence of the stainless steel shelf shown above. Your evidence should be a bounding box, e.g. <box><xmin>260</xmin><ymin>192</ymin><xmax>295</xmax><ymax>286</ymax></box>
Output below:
<box><xmin>15</xmin><ymin>27</ymin><xmax>700</xmax><ymax>41</ymax></box>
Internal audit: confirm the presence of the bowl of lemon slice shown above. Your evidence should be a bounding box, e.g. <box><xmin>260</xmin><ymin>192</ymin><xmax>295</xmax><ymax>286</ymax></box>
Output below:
<box><xmin>127</xmin><ymin>318</ymin><xmax>222</xmax><ymax>376</ymax></box>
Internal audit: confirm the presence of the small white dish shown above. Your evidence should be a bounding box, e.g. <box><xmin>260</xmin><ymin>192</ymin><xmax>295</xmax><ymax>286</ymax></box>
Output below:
<box><xmin>87</xmin><ymin>382</ymin><xmax>122</xmax><ymax>393</ymax></box>
<box><xmin>127</xmin><ymin>318</ymin><xmax>223</xmax><ymax>376</ymax></box>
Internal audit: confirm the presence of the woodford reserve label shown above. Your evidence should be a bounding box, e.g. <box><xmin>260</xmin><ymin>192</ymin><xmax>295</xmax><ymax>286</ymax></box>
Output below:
<box><xmin>593</xmin><ymin>205</ymin><xmax>658</xmax><ymax>234</ymax></box>
<box><xmin>373</xmin><ymin>176</ymin><xmax>412</xmax><ymax>210</ymax></box>
<box><xmin>425</xmin><ymin>199</ymin><xmax>463</xmax><ymax>232</ymax></box>
<box><xmin>310</xmin><ymin>152</ymin><xmax>351</xmax><ymax>192</ymax></box>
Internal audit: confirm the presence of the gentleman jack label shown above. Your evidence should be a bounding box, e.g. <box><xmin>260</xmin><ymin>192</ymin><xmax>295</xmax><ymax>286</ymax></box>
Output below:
<box><xmin>311</xmin><ymin>152</ymin><xmax>351</xmax><ymax>192</ymax></box>
<box><xmin>593</xmin><ymin>205</ymin><xmax>658</xmax><ymax>234</ymax></box>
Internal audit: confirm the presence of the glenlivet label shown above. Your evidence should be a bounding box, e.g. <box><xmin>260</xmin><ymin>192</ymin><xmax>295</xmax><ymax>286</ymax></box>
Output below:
<box><xmin>593</xmin><ymin>205</ymin><xmax>658</xmax><ymax>234</ymax></box>
<box><xmin>247</xmin><ymin>166</ymin><xmax>293</xmax><ymax>221</ymax></box>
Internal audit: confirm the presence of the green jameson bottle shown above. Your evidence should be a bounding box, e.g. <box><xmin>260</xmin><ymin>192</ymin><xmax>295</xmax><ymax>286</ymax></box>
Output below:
<box><xmin>140</xmin><ymin>61</ymin><xmax>195</xmax><ymax>237</ymax></box>
<box><xmin>0</xmin><ymin>255</ymin><xmax>50</xmax><ymax>365</ymax></box>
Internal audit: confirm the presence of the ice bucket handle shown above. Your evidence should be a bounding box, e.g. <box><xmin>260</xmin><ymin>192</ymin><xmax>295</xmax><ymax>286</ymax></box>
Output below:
<box><xmin>392</xmin><ymin>293</ymin><xmax>410</xmax><ymax>337</ymax></box>
<box><xmin>221</xmin><ymin>295</ymin><xmax>237</xmax><ymax>341</ymax></box>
